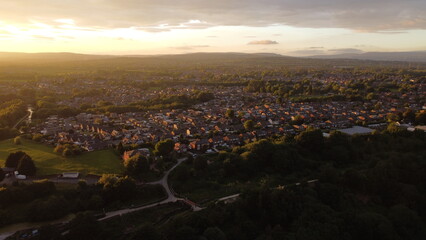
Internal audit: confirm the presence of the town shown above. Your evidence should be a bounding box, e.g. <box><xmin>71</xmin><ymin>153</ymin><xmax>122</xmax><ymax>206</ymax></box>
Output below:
<box><xmin>23</xmin><ymin>70</ymin><xmax>425</xmax><ymax>155</ymax></box>
<box><xmin>3</xmin><ymin>0</ymin><xmax>426</xmax><ymax>238</ymax></box>
<box><xmin>0</xmin><ymin>54</ymin><xmax>426</xmax><ymax>240</ymax></box>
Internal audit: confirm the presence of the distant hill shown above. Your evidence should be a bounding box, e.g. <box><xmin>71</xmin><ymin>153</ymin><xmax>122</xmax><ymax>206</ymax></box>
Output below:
<box><xmin>0</xmin><ymin>52</ymin><xmax>423</xmax><ymax>77</ymax></box>
<box><xmin>2</xmin><ymin>51</ymin><xmax>426</xmax><ymax>64</ymax></box>
<box><xmin>0</xmin><ymin>52</ymin><xmax>113</xmax><ymax>63</ymax></box>
<box><xmin>309</xmin><ymin>51</ymin><xmax>426</xmax><ymax>63</ymax></box>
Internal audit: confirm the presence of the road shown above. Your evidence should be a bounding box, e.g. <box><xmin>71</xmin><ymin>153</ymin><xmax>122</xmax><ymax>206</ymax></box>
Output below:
<box><xmin>12</xmin><ymin>107</ymin><xmax>32</xmax><ymax>129</ymax></box>
<box><xmin>100</xmin><ymin>157</ymin><xmax>202</xmax><ymax>221</ymax></box>
<box><xmin>146</xmin><ymin>157</ymin><xmax>187</xmax><ymax>202</ymax></box>
<box><xmin>0</xmin><ymin>157</ymin><xmax>199</xmax><ymax>239</ymax></box>
<box><xmin>0</xmin><ymin>154</ymin><xmax>317</xmax><ymax>239</ymax></box>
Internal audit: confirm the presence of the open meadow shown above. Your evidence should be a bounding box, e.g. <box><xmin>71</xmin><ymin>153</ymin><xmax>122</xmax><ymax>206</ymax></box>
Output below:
<box><xmin>0</xmin><ymin>138</ymin><xmax>124</xmax><ymax>176</ymax></box>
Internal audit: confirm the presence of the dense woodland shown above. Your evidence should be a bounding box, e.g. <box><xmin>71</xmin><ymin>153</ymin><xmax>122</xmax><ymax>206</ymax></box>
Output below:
<box><xmin>159</xmin><ymin>129</ymin><xmax>426</xmax><ymax>240</ymax></box>
<box><xmin>2</xmin><ymin>128</ymin><xmax>425</xmax><ymax>240</ymax></box>
<box><xmin>0</xmin><ymin>175</ymin><xmax>165</xmax><ymax>228</ymax></box>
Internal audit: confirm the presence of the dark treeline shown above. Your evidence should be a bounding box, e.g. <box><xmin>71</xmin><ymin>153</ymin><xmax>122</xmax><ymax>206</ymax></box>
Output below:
<box><xmin>244</xmin><ymin>71</ymin><xmax>424</xmax><ymax>104</ymax></box>
<box><xmin>31</xmin><ymin>90</ymin><xmax>214</xmax><ymax>119</ymax></box>
<box><xmin>0</xmin><ymin>99</ymin><xmax>26</xmax><ymax>128</ymax></box>
<box><xmin>20</xmin><ymin>128</ymin><xmax>426</xmax><ymax>240</ymax></box>
<box><xmin>1</xmin><ymin>52</ymin><xmax>425</xmax><ymax>83</ymax></box>
<box><xmin>0</xmin><ymin>175</ymin><xmax>165</xmax><ymax>228</ymax></box>
<box><xmin>159</xmin><ymin>128</ymin><xmax>426</xmax><ymax>240</ymax></box>
<box><xmin>85</xmin><ymin>91</ymin><xmax>215</xmax><ymax>114</ymax></box>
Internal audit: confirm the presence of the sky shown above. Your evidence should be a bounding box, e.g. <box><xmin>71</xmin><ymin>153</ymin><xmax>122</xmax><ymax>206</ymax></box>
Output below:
<box><xmin>0</xmin><ymin>0</ymin><xmax>425</xmax><ymax>56</ymax></box>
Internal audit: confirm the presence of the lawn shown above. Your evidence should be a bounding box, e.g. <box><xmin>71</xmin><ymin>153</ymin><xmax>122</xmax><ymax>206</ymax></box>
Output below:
<box><xmin>0</xmin><ymin>139</ymin><xmax>124</xmax><ymax>176</ymax></box>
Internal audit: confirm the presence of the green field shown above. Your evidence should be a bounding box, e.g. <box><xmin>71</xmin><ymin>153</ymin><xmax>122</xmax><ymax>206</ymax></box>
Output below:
<box><xmin>0</xmin><ymin>139</ymin><xmax>124</xmax><ymax>176</ymax></box>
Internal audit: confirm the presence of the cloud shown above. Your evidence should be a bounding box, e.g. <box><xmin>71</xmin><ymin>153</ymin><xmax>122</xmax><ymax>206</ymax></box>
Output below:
<box><xmin>54</xmin><ymin>18</ymin><xmax>75</xmax><ymax>25</ymax></box>
<box><xmin>288</xmin><ymin>47</ymin><xmax>365</xmax><ymax>56</ymax></box>
<box><xmin>328</xmin><ymin>48</ymin><xmax>364</xmax><ymax>54</ymax></box>
<box><xmin>248</xmin><ymin>40</ymin><xmax>278</xmax><ymax>45</ymax></box>
<box><xmin>0</xmin><ymin>30</ymin><xmax>12</xmax><ymax>35</ymax></box>
<box><xmin>1</xmin><ymin>0</ymin><xmax>425</xmax><ymax>32</ymax></box>
<box><xmin>375</xmin><ymin>31</ymin><xmax>408</xmax><ymax>34</ymax></box>
<box><xmin>31</xmin><ymin>35</ymin><xmax>55</xmax><ymax>40</ymax></box>
<box><xmin>171</xmin><ymin>45</ymin><xmax>210</xmax><ymax>50</ymax></box>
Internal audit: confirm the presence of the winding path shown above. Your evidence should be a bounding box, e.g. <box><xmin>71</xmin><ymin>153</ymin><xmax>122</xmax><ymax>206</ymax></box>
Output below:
<box><xmin>99</xmin><ymin>157</ymin><xmax>202</xmax><ymax>221</ymax></box>
<box><xmin>0</xmin><ymin>157</ymin><xmax>200</xmax><ymax>239</ymax></box>
<box><xmin>12</xmin><ymin>107</ymin><xmax>32</xmax><ymax>130</ymax></box>
<box><xmin>0</xmin><ymin>155</ymin><xmax>318</xmax><ymax>239</ymax></box>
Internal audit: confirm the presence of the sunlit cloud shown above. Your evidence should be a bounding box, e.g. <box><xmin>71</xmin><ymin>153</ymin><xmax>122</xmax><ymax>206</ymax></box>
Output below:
<box><xmin>0</xmin><ymin>0</ymin><xmax>425</xmax><ymax>54</ymax></box>
<box><xmin>2</xmin><ymin>0</ymin><xmax>426</xmax><ymax>31</ymax></box>
<box><xmin>171</xmin><ymin>45</ymin><xmax>210</xmax><ymax>50</ymax></box>
<box><xmin>328</xmin><ymin>48</ymin><xmax>364</xmax><ymax>54</ymax></box>
<box><xmin>248</xmin><ymin>40</ymin><xmax>279</xmax><ymax>45</ymax></box>
<box><xmin>55</xmin><ymin>19</ymin><xmax>75</xmax><ymax>25</ymax></box>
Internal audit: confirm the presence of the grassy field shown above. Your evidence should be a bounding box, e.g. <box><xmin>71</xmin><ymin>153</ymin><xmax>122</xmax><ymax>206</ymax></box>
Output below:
<box><xmin>0</xmin><ymin>138</ymin><xmax>124</xmax><ymax>176</ymax></box>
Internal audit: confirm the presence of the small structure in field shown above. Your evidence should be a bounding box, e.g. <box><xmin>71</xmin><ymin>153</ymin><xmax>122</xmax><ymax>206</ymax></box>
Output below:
<box><xmin>61</xmin><ymin>172</ymin><xmax>80</xmax><ymax>179</ymax></box>
<box><xmin>216</xmin><ymin>194</ymin><xmax>240</xmax><ymax>204</ymax></box>
<box><xmin>338</xmin><ymin>126</ymin><xmax>374</xmax><ymax>136</ymax></box>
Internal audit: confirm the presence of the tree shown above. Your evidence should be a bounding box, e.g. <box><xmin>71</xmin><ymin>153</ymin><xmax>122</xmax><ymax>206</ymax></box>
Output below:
<box><xmin>68</xmin><ymin>212</ymin><xmax>101</xmax><ymax>240</ymax></box>
<box><xmin>174</xmin><ymin>166</ymin><xmax>190</xmax><ymax>182</ymax></box>
<box><xmin>16</xmin><ymin>154</ymin><xmax>36</xmax><ymax>176</ymax></box>
<box><xmin>54</xmin><ymin>143</ymin><xmax>82</xmax><ymax>157</ymax></box>
<box><xmin>5</xmin><ymin>151</ymin><xmax>26</xmax><ymax>168</ymax></box>
<box><xmin>386</xmin><ymin>122</ymin><xmax>406</xmax><ymax>134</ymax></box>
<box><xmin>402</xmin><ymin>109</ymin><xmax>416</xmax><ymax>123</ymax></box>
<box><xmin>244</xmin><ymin>120</ymin><xmax>255</xmax><ymax>131</ymax></box>
<box><xmin>386</xmin><ymin>113</ymin><xmax>401</xmax><ymax>122</ymax></box>
<box><xmin>80</xmin><ymin>103</ymin><xmax>92</xmax><ymax>110</ymax></box>
<box><xmin>27</xmin><ymin>196</ymin><xmax>68</xmax><ymax>221</ymax></box>
<box><xmin>0</xmin><ymin>128</ymin><xmax>19</xmax><ymax>141</ymax></box>
<box><xmin>195</xmin><ymin>91</ymin><xmax>215</xmax><ymax>102</ymax></box>
<box><xmin>88</xmin><ymin>195</ymin><xmax>104</xmax><ymax>210</ymax></box>
<box><xmin>295</xmin><ymin>128</ymin><xmax>324</xmax><ymax>153</ymax></box>
<box><xmin>62</xmin><ymin>148</ymin><xmax>73</xmax><ymax>157</ymax></box>
<box><xmin>193</xmin><ymin>156</ymin><xmax>208</xmax><ymax>171</ymax></box>
<box><xmin>97</xmin><ymin>100</ymin><xmax>113</xmax><ymax>107</ymax></box>
<box><xmin>175</xmin><ymin>226</ymin><xmax>197</xmax><ymax>240</ymax></box>
<box><xmin>0</xmin><ymin>168</ymin><xmax>4</xmax><ymax>182</ymax></box>
<box><xmin>155</xmin><ymin>139</ymin><xmax>174</xmax><ymax>156</ymax></box>
<box><xmin>32</xmin><ymin>133</ymin><xmax>43</xmax><ymax>142</ymax></box>
<box><xmin>54</xmin><ymin>144</ymin><xmax>65</xmax><ymax>154</ymax></box>
<box><xmin>13</xmin><ymin>136</ymin><xmax>22</xmax><ymax>145</ymax></box>
<box><xmin>388</xmin><ymin>205</ymin><xmax>426</xmax><ymax>240</ymax></box>
<box><xmin>225</xmin><ymin>109</ymin><xmax>235</xmax><ymax>119</ymax></box>
<box><xmin>366</xmin><ymin>92</ymin><xmax>376</xmax><ymax>100</ymax></box>
<box><xmin>131</xmin><ymin>224</ymin><xmax>163</xmax><ymax>240</ymax></box>
<box><xmin>37</xmin><ymin>224</ymin><xmax>61</xmax><ymax>239</ymax></box>
<box><xmin>124</xmin><ymin>155</ymin><xmax>149</xmax><ymax>178</ymax></box>
<box><xmin>352</xmin><ymin>212</ymin><xmax>398</xmax><ymax>240</ymax></box>
<box><xmin>291</xmin><ymin>115</ymin><xmax>304</xmax><ymax>125</ymax></box>
<box><xmin>98</xmin><ymin>174</ymin><xmax>137</xmax><ymax>202</ymax></box>
<box><xmin>203</xmin><ymin>227</ymin><xmax>227</xmax><ymax>240</ymax></box>
<box><xmin>415</xmin><ymin>111</ymin><xmax>426</xmax><ymax>125</ymax></box>
<box><xmin>328</xmin><ymin>131</ymin><xmax>350</xmax><ymax>147</ymax></box>
<box><xmin>4</xmin><ymin>151</ymin><xmax>36</xmax><ymax>175</ymax></box>
<box><xmin>116</xmin><ymin>141</ymin><xmax>125</xmax><ymax>155</ymax></box>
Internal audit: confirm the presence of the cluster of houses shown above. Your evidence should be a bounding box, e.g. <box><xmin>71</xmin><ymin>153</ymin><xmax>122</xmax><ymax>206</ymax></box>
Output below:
<box><xmin>28</xmin><ymin>80</ymin><xmax>425</xmax><ymax>154</ymax></box>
